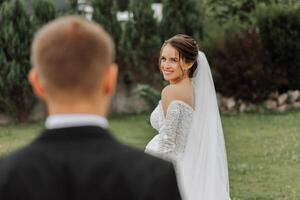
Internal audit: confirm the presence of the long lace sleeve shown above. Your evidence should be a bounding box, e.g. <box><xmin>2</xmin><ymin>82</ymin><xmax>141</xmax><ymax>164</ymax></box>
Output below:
<box><xmin>156</xmin><ymin>102</ymin><xmax>181</xmax><ymax>161</ymax></box>
<box><xmin>145</xmin><ymin>100</ymin><xmax>193</xmax><ymax>162</ymax></box>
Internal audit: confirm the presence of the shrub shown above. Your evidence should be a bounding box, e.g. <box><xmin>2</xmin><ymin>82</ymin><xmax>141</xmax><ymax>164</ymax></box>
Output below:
<box><xmin>203</xmin><ymin>0</ymin><xmax>256</xmax><ymax>24</ymax></box>
<box><xmin>257</xmin><ymin>5</ymin><xmax>300</xmax><ymax>90</ymax></box>
<box><xmin>0</xmin><ymin>0</ymin><xmax>35</xmax><ymax>121</ymax></box>
<box><xmin>206</xmin><ymin>28</ymin><xmax>271</xmax><ymax>102</ymax></box>
<box><xmin>136</xmin><ymin>84</ymin><xmax>161</xmax><ymax>110</ymax></box>
<box><xmin>203</xmin><ymin>0</ymin><xmax>300</xmax><ymax>26</ymax></box>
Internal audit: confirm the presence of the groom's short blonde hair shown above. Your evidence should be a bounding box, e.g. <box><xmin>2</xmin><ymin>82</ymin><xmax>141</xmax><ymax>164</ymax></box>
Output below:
<box><xmin>31</xmin><ymin>16</ymin><xmax>115</xmax><ymax>95</ymax></box>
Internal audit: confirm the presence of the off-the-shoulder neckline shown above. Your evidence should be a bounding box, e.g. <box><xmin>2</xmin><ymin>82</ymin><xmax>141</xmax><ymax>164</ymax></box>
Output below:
<box><xmin>158</xmin><ymin>100</ymin><xmax>194</xmax><ymax>118</ymax></box>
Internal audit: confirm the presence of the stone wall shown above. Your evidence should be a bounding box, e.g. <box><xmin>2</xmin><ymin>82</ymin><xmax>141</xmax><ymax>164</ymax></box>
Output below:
<box><xmin>218</xmin><ymin>90</ymin><xmax>300</xmax><ymax>113</ymax></box>
<box><xmin>1</xmin><ymin>88</ymin><xmax>300</xmax><ymax>125</ymax></box>
<box><xmin>109</xmin><ymin>84</ymin><xmax>150</xmax><ymax>114</ymax></box>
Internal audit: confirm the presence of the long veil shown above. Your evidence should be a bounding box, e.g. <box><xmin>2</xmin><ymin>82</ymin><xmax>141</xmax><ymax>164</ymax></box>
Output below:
<box><xmin>177</xmin><ymin>51</ymin><xmax>230</xmax><ymax>200</ymax></box>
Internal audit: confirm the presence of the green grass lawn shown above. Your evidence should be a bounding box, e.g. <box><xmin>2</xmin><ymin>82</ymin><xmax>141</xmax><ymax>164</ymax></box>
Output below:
<box><xmin>0</xmin><ymin>111</ymin><xmax>300</xmax><ymax>199</ymax></box>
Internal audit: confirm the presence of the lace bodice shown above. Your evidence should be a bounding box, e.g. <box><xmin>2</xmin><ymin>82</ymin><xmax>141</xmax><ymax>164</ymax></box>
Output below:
<box><xmin>145</xmin><ymin>100</ymin><xmax>193</xmax><ymax>161</ymax></box>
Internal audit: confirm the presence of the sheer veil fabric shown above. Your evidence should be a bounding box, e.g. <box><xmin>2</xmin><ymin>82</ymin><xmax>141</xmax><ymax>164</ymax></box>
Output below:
<box><xmin>177</xmin><ymin>51</ymin><xmax>230</xmax><ymax>200</ymax></box>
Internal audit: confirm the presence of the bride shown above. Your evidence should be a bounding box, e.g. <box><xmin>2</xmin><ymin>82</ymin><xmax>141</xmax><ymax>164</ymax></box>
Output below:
<box><xmin>145</xmin><ymin>34</ymin><xmax>230</xmax><ymax>199</ymax></box>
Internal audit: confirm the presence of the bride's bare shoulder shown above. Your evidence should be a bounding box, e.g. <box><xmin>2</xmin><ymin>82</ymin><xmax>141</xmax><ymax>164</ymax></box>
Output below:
<box><xmin>161</xmin><ymin>84</ymin><xmax>188</xmax><ymax>114</ymax></box>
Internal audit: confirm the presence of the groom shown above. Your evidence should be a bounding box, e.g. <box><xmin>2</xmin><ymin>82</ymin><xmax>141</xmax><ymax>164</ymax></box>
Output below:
<box><xmin>0</xmin><ymin>16</ymin><xmax>181</xmax><ymax>200</ymax></box>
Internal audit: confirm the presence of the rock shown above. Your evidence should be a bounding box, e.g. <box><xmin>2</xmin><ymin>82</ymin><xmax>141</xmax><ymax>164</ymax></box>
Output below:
<box><xmin>110</xmin><ymin>84</ymin><xmax>150</xmax><ymax>114</ymax></box>
<box><xmin>278</xmin><ymin>93</ymin><xmax>288</xmax><ymax>105</ymax></box>
<box><xmin>276</xmin><ymin>104</ymin><xmax>288</xmax><ymax>112</ymax></box>
<box><xmin>0</xmin><ymin>114</ymin><xmax>12</xmax><ymax>125</ymax></box>
<box><xmin>219</xmin><ymin>96</ymin><xmax>236</xmax><ymax>112</ymax></box>
<box><xmin>237</xmin><ymin>99</ymin><xmax>243</xmax><ymax>105</ymax></box>
<box><xmin>264</xmin><ymin>100</ymin><xmax>277</xmax><ymax>110</ymax></box>
<box><xmin>225</xmin><ymin>97</ymin><xmax>236</xmax><ymax>110</ymax></box>
<box><xmin>220</xmin><ymin>96</ymin><xmax>228</xmax><ymax>109</ymax></box>
<box><xmin>268</xmin><ymin>91</ymin><xmax>279</xmax><ymax>100</ymax></box>
<box><xmin>246</xmin><ymin>103</ymin><xmax>256</xmax><ymax>111</ymax></box>
<box><xmin>292</xmin><ymin>102</ymin><xmax>300</xmax><ymax>109</ymax></box>
<box><xmin>239</xmin><ymin>103</ymin><xmax>247</xmax><ymax>112</ymax></box>
<box><xmin>220</xmin><ymin>96</ymin><xmax>227</xmax><ymax>106</ymax></box>
<box><xmin>287</xmin><ymin>90</ymin><xmax>300</xmax><ymax>103</ymax></box>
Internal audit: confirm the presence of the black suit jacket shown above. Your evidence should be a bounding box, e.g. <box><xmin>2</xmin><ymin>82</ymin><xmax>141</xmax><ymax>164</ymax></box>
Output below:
<box><xmin>0</xmin><ymin>126</ymin><xmax>181</xmax><ymax>200</ymax></box>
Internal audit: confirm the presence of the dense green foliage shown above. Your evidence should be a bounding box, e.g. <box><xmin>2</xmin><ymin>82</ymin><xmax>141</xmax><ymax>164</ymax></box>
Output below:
<box><xmin>92</xmin><ymin>0</ymin><xmax>122</xmax><ymax>66</ymax></box>
<box><xmin>0</xmin><ymin>0</ymin><xmax>7</xmax><ymax>6</ymax></box>
<box><xmin>201</xmin><ymin>1</ymin><xmax>300</xmax><ymax>102</ymax></box>
<box><xmin>208</xmin><ymin>29</ymin><xmax>270</xmax><ymax>102</ymax></box>
<box><xmin>32</xmin><ymin>0</ymin><xmax>57</xmax><ymax>27</ymax></box>
<box><xmin>0</xmin><ymin>0</ymin><xmax>35</xmax><ymax>121</ymax></box>
<box><xmin>202</xmin><ymin>0</ymin><xmax>300</xmax><ymax>25</ymax></box>
<box><xmin>0</xmin><ymin>0</ymin><xmax>299</xmax><ymax>119</ymax></box>
<box><xmin>160</xmin><ymin>0</ymin><xmax>203</xmax><ymax>41</ymax></box>
<box><xmin>67</xmin><ymin>0</ymin><xmax>79</xmax><ymax>14</ymax></box>
<box><xmin>0</xmin><ymin>0</ymin><xmax>59</xmax><ymax>121</ymax></box>
<box><xmin>257</xmin><ymin>5</ymin><xmax>300</xmax><ymax>91</ymax></box>
<box><xmin>120</xmin><ymin>0</ymin><xmax>161</xmax><ymax>85</ymax></box>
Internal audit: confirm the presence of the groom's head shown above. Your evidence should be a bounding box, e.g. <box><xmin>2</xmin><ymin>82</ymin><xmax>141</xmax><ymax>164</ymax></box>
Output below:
<box><xmin>29</xmin><ymin>16</ymin><xmax>118</xmax><ymax>116</ymax></box>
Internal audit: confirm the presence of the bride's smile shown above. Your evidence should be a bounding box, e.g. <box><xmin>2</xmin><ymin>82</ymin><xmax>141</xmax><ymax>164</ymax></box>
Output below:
<box><xmin>160</xmin><ymin>43</ymin><xmax>192</xmax><ymax>84</ymax></box>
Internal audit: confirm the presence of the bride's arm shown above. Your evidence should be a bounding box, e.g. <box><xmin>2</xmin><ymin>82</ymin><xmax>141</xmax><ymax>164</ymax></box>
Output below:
<box><xmin>156</xmin><ymin>86</ymin><xmax>182</xmax><ymax>161</ymax></box>
<box><xmin>157</xmin><ymin>103</ymin><xmax>181</xmax><ymax>161</ymax></box>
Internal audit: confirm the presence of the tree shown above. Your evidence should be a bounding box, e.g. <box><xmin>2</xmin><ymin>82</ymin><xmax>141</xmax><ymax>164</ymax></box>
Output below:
<box><xmin>121</xmin><ymin>0</ymin><xmax>161</xmax><ymax>85</ymax></box>
<box><xmin>68</xmin><ymin>0</ymin><xmax>79</xmax><ymax>13</ymax></box>
<box><xmin>160</xmin><ymin>0</ymin><xmax>203</xmax><ymax>42</ymax></box>
<box><xmin>0</xmin><ymin>0</ymin><xmax>35</xmax><ymax>121</ymax></box>
<box><xmin>92</xmin><ymin>0</ymin><xmax>121</xmax><ymax>64</ymax></box>
<box><xmin>32</xmin><ymin>0</ymin><xmax>57</xmax><ymax>27</ymax></box>
<box><xmin>0</xmin><ymin>0</ymin><xmax>7</xmax><ymax>6</ymax></box>
<box><xmin>202</xmin><ymin>0</ymin><xmax>300</xmax><ymax>26</ymax></box>
<box><xmin>116</xmin><ymin>0</ymin><xmax>129</xmax><ymax>11</ymax></box>
<box><xmin>65</xmin><ymin>0</ymin><xmax>84</xmax><ymax>15</ymax></box>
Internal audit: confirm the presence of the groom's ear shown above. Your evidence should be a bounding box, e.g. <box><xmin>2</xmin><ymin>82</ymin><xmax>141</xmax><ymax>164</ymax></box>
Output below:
<box><xmin>28</xmin><ymin>68</ymin><xmax>48</xmax><ymax>100</ymax></box>
<box><xmin>102</xmin><ymin>63</ymin><xmax>118</xmax><ymax>96</ymax></box>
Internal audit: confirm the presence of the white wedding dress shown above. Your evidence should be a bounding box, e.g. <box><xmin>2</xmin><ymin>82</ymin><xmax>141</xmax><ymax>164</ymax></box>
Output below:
<box><xmin>145</xmin><ymin>52</ymin><xmax>230</xmax><ymax>200</ymax></box>
<box><xmin>145</xmin><ymin>100</ymin><xmax>193</xmax><ymax>162</ymax></box>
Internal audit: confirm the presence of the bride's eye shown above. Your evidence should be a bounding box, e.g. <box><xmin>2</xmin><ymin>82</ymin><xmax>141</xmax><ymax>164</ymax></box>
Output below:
<box><xmin>171</xmin><ymin>58</ymin><xmax>177</xmax><ymax>63</ymax></box>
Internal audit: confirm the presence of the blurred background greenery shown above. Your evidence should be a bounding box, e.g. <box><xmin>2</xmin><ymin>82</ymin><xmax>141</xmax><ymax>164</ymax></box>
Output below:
<box><xmin>0</xmin><ymin>0</ymin><xmax>300</xmax><ymax>120</ymax></box>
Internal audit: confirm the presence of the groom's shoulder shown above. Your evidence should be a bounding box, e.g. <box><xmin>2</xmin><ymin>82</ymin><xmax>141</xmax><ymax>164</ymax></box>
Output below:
<box><xmin>115</xmin><ymin>143</ymin><xmax>180</xmax><ymax>193</ymax></box>
<box><xmin>0</xmin><ymin>144</ymin><xmax>41</xmax><ymax>189</ymax></box>
<box><xmin>109</xmin><ymin>142</ymin><xmax>181</xmax><ymax>199</ymax></box>
<box><xmin>0</xmin><ymin>143</ymin><xmax>39</xmax><ymax>170</ymax></box>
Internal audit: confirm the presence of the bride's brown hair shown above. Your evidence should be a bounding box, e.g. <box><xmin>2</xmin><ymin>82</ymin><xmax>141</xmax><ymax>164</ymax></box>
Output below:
<box><xmin>160</xmin><ymin>34</ymin><xmax>199</xmax><ymax>78</ymax></box>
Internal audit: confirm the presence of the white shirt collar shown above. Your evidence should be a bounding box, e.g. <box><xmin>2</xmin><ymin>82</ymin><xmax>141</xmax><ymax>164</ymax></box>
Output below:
<box><xmin>45</xmin><ymin>114</ymin><xmax>108</xmax><ymax>130</ymax></box>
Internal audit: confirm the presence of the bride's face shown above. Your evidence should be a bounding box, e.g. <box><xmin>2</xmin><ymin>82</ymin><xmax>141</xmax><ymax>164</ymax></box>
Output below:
<box><xmin>160</xmin><ymin>44</ymin><xmax>188</xmax><ymax>84</ymax></box>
